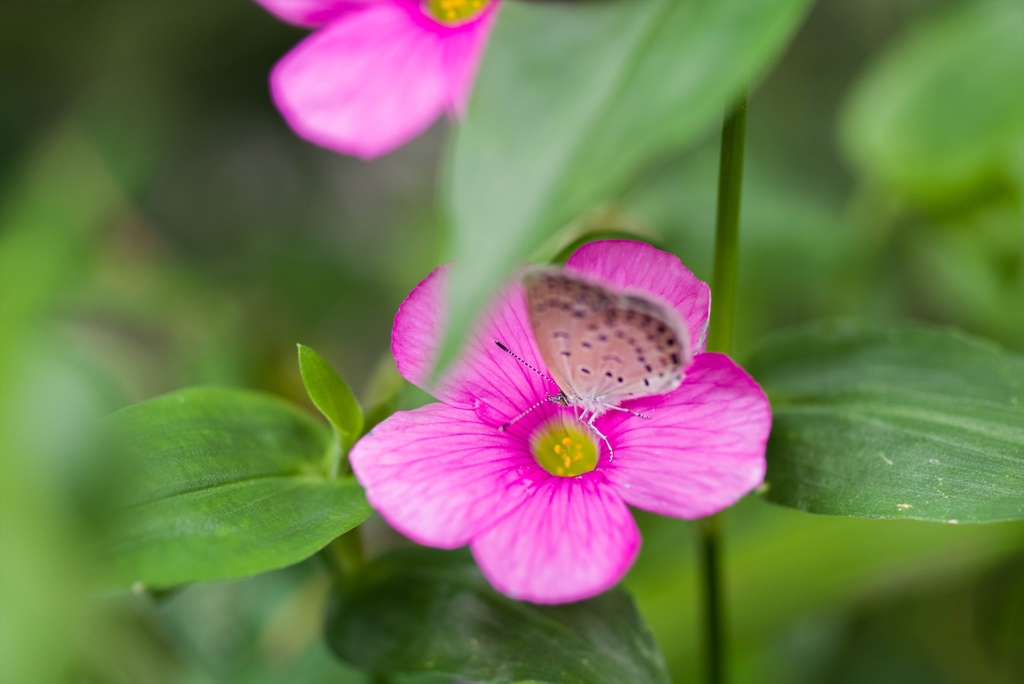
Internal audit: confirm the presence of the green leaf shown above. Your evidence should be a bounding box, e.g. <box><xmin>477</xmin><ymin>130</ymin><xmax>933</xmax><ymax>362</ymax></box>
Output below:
<box><xmin>102</xmin><ymin>387</ymin><xmax>372</xmax><ymax>589</ymax></box>
<box><xmin>297</xmin><ymin>344</ymin><xmax>363</xmax><ymax>451</ymax></box>
<box><xmin>840</xmin><ymin>0</ymin><xmax>1024</xmax><ymax>208</ymax></box>
<box><xmin>745</xmin><ymin>319</ymin><xmax>1024</xmax><ymax>523</ymax></box>
<box><xmin>325</xmin><ymin>547</ymin><xmax>670</xmax><ymax>684</ymax></box>
<box><xmin>439</xmin><ymin>0</ymin><xmax>812</xmax><ymax>371</ymax></box>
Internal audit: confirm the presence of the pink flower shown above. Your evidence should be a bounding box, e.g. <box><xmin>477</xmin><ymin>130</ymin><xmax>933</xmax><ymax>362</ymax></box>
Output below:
<box><xmin>350</xmin><ymin>240</ymin><xmax>771</xmax><ymax>604</ymax></box>
<box><xmin>255</xmin><ymin>0</ymin><xmax>499</xmax><ymax>159</ymax></box>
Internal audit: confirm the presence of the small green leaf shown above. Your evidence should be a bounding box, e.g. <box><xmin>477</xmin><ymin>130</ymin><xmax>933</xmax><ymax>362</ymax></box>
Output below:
<box><xmin>298</xmin><ymin>344</ymin><xmax>363</xmax><ymax>451</ymax></box>
<box><xmin>101</xmin><ymin>387</ymin><xmax>372</xmax><ymax>589</ymax></box>
<box><xmin>745</xmin><ymin>319</ymin><xmax>1024</xmax><ymax>523</ymax></box>
<box><xmin>438</xmin><ymin>0</ymin><xmax>812</xmax><ymax>373</ymax></box>
<box><xmin>840</xmin><ymin>0</ymin><xmax>1024</xmax><ymax>208</ymax></box>
<box><xmin>325</xmin><ymin>547</ymin><xmax>670</xmax><ymax>684</ymax></box>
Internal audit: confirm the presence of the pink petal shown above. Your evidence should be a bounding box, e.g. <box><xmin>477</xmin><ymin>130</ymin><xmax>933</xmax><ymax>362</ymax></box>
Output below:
<box><xmin>471</xmin><ymin>473</ymin><xmax>640</xmax><ymax>604</ymax></box>
<box><xmin>602</xmin><ymin>353</ymin><xmax>770</xmax><ymax>519</ymax></box>
<box><xmin>349</xmin><ymin>402</ymin><xmax>542</xmax><ymax>548</ymax></box>
<box><xmin>254</xmin><ymin>0</ymin><xmax>374</xmax><ymax>28</ymax></box>
<box><xmin>565</xmin><ymin>240</ymin><xmax>712</xmax><ymax>354</ymax></box>
<box><xmin>440</xmin><ymin>2</ymin><xmax>499</xmax><ymax>116</ymax></box>
<box><xmin>392</xmin><ymin>264</ymin><xmax>448</xmax><ymax>392</ymax></box>
<box><xmin>391</xmin><ymin>265</ymin><xmax>554</xmax><ymax>428</ymax></box>
<box><xmin>270</xmin><ymin>1</ymin><xmax>449</xmax><ymax>159</ymax></box>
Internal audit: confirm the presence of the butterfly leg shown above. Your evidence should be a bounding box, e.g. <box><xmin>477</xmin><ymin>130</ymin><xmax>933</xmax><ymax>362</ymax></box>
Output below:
<box><xmin>585</xmin><ymin>415</ymin><xmax>615</xmax><ymax>463</ymax></box>
<box><xmin>608</xmin><ymin>405</ymin><xmax>652</xmax><ymax>420</ymax></box>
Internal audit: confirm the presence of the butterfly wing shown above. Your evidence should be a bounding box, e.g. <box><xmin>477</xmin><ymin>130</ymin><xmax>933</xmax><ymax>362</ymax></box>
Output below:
<box><xmin>525</xmin><ymin>270</ymin><xmax>691</xmax><ymax>406</ymax></box>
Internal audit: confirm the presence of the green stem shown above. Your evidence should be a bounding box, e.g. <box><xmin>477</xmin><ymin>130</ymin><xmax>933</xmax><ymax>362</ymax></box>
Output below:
<box><xmin>700</xmin><ymin>89</ymin><xmax>748</xmax><ymax>684</ymax></box>
<box><xmin>321</xmin><ymin>427</ymin><xmax>363</xmax><ymax>579</ymax></box>
<box><xmin>699</xmin><ymin>514</ymin><xmax>724</xmax><ymax>684</ymax></box>
<box><xmin>326</xmin><ymin>427</ymin><xmax>344</xmax><ymax>479</ymax></box>
<box><xmin>334</xmin><ymin>527</ymin><xmax>365</xmax><ymax>574</ymax></box>
<box><xmin>707</xmin><ymin>90</ymin><xmax>747</xmax><ymax>356</ymax></box>
<box><xmin>320</xmin><ymin>527</ymin><xmax>365</xmax><ymax>588</ymax></box>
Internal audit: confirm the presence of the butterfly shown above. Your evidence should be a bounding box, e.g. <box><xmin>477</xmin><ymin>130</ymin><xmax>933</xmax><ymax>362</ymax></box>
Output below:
<box><xmin>495</xmin><ymin>268</ymin><xmax>692</xmax><ymax>458</ymax></box>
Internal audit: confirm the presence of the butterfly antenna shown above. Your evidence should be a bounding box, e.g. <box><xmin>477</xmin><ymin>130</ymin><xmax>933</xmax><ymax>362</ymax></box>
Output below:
<box><xmin>498</xmin><ymin>398</ymin><xmax>547</xmax><ymax>432</ymax></box>
<box><xmin>494</xmin><ymin>341</ymin><xmax>559</xmax><ymax>388</ymax></box>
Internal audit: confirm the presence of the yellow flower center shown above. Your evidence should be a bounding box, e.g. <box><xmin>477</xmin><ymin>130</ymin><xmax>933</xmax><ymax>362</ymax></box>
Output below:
<box><xmin>425</xmin><ymin>0</ymin><xmax>490</xmax><ymax>25</ymax></box>
<box><xmin>531</xmin><ymin>418</ymin><xmax>598</xmax><ymax>478</ymax></box>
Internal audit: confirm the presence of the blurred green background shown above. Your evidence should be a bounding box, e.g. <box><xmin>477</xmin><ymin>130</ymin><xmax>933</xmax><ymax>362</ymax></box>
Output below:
<box><xmin>1</xmin><ymin>1</ymin><xmax>1021</xmax><ymax>683</ymax></box>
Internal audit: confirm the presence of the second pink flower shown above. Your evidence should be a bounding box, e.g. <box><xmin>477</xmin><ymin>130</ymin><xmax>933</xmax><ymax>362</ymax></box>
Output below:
<box><xmin>255</xmin><ymin>0</ymin><xmax>500</xmax><ymax>158</ymax></box>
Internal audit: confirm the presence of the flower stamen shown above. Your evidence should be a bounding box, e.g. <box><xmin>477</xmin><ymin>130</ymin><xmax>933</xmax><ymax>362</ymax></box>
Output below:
<box><xmin>425</xmin><ymin>0</ymin><xmax>490</xmax><ymax>25</ymax></box>
<box><xmin>531</xmin><ymin>418</ymin><xmax>598</xmax><ymax>477</ymax></box>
